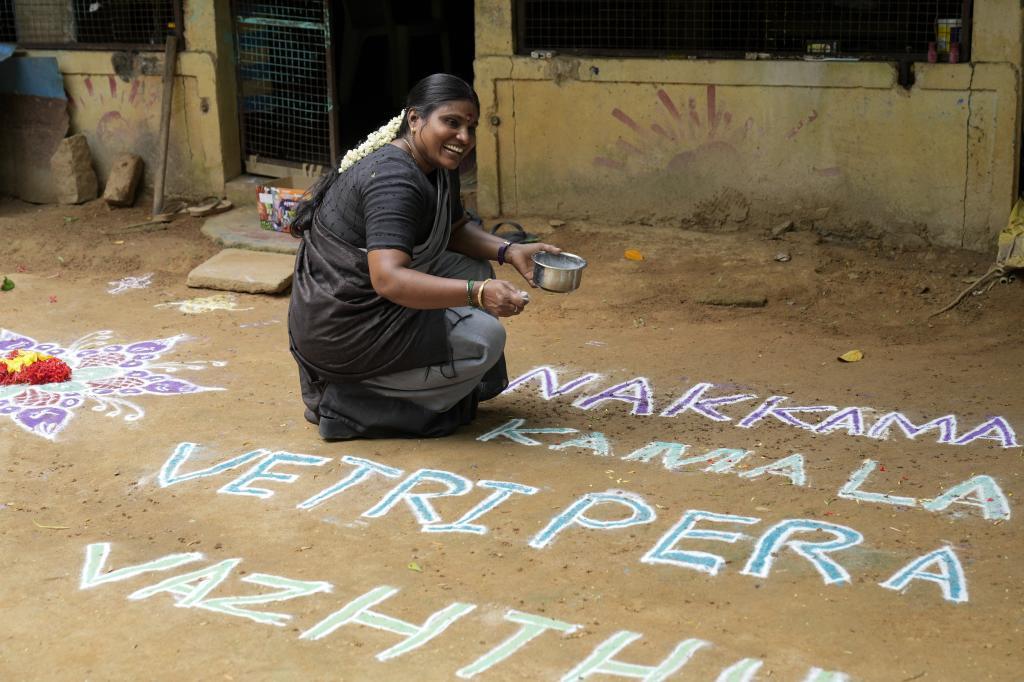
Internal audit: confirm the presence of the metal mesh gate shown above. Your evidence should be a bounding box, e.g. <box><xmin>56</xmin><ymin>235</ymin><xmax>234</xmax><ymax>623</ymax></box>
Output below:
<box><xmin>234</xmin><ymin>0</ymin><xmax>336</xmax><ymax>172</ymax></box>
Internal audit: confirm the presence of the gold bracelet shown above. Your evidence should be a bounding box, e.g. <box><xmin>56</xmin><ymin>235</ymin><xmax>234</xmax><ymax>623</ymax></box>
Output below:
<box><xmin>476</xmin><ymin>278</ymin><xmax>491</xmax><ymax>309</ymax></box>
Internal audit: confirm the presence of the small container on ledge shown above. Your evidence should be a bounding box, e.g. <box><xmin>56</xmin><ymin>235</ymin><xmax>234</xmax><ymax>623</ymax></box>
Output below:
<box><xmin>927</xmin><ymin>42</ymin><xmax>938</xmax><ymax>63</ymax></box>
<box><xmin>948</xmin><ymin>42</ymin><xmax>960</xmax><ymax>64</ymax></box>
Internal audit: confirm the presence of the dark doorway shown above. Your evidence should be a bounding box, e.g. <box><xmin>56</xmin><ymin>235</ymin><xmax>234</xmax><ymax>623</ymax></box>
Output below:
<box><xmin>333</xmin><ymin>0</ymin><xmax>475</xmax><ymax>153</ymax></box>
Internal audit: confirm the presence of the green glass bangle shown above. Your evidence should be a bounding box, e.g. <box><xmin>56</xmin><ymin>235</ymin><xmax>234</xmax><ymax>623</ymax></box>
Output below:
<box><xmin>466</xmin><ymin>279</ymin><xmax>475</xmax><ymax>307</ymax></box>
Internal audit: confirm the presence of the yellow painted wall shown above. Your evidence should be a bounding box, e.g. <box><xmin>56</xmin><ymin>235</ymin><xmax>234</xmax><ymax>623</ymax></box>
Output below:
<box><xmin>474</xmin><ymin>1</ymin><xmax>1022</xmax><ymax>252</ymax></box>
<box><xmin>23</xmin><ymin>0</ymin><xmax>240</xmax><ymax>200</ymax></box>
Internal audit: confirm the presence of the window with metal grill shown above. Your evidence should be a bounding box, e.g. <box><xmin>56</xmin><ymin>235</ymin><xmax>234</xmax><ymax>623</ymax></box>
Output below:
<box><xmin>234</xmin><ymin>0</ymin><xmax>334</xmax><ymax>168</ymax></box>
<box><xmin>517</xmin><ymin>0</ymin><xmax>971</xmax><ymax>61</ymax></box>
<box><xmin>5</xmin><ymin>0</ymin><xmax>180</xmax><ymax>49</ymax></box>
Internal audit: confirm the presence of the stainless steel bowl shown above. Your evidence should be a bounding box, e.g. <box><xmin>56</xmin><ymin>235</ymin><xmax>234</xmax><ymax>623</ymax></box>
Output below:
<box><xmin>532</xmin><ymin>252</ymin><xmax>587</xmax><ymax>293</ymax></box>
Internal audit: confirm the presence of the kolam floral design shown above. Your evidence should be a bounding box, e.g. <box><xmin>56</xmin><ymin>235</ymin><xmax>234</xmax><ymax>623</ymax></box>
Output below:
<box><xmin>0</xmin><ymin>329</ymin><xmax>225</xmax><ymax>440</ymax></box>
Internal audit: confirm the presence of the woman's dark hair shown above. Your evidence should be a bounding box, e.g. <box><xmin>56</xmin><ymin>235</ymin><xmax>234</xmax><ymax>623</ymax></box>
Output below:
<box><xmin>397</xmin><ymin>73</ymin><xmax>479</xmax><ymax>136</ymax></box>
<box><xmin>290</xmin><ymin>73</ymin><xmax>479</xmax><ymax>237</ymax></box>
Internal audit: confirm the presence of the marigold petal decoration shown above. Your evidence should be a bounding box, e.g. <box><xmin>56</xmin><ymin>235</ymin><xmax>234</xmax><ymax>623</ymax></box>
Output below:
<box><xmin>624</xmin><ymin>249</ymin><xmax>645</xmax><ymax>261</ymax></box>
<box><xmin>0</xmin><ymin>350</ymin><xmax>73</xmax><ymax>386</ymax></box>
<box><xmin>838</xmin><ymin>350</ymin><xmax>864</xmax><ymax>363</ymax></box>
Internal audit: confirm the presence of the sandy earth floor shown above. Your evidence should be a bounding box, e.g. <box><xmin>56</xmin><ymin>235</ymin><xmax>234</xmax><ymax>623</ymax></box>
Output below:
<box><xmin>1</xmin><ymin>197</ymin><xmax>1022</xmax><ymax>681</ymax></box>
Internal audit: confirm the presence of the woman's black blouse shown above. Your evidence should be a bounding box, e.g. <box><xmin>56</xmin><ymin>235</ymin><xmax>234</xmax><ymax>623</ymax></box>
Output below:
<box><xmin>316</xmin><ymin>144</ymin><xmax>463</xmax><ymax>255</ymax></box>
<box><xmin>287</xmin><ymin>144</ymin><xmax>465</xmax><ymax>383</ymax></box>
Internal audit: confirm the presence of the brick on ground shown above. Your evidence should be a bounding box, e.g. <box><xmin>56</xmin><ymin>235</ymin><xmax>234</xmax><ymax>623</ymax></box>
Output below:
<box><xmin>103</xmin><ymin>153</ymin><xmax>144</xmax><ymax>207</ymax></box>
<box><xmin>187</xmin><ymin>248</ymin><xmax>295</xmax><ymax>294</ymax></box>
<box><xmin>695</xmin><ymin>289</ymin><xmax>768</xmax><ymax>307</ymax></box>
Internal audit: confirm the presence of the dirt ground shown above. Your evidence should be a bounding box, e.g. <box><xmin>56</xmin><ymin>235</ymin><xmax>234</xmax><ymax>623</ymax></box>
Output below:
<box><xmin>1</xmin><ymin>196</ymin><xmax>1021</xmax><ymax>681</ymax></box>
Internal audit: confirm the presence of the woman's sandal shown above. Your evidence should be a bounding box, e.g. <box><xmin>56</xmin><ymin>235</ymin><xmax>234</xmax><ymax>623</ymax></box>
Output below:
<box><xmin>187</xmin><ymin>197</ymin><xmax>234</xmax><ymax>218</ymax></box>
<box><xmin>489</xmin><ymin>220</ymin><xmax>539</xmax><ymax>244</ymax></box>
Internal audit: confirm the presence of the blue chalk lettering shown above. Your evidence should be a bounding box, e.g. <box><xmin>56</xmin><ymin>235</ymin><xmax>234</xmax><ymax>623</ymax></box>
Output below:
<box><xmin>922</xmin><ymin>475</ymin><xmax>1011</xmax><ymax>521</ymax></box>
<box><xmin>741</xmin><ymin>519</ymin><xmax>863</xmax><ymax>585</ymax></box>
<box><xmin>737</xmin><ymin>397</ymin><xmax>837</xmax><ymax>430</ymax></box>
<box><xmin>866</xmin><ymin>412</ymin><xmax>958</xmax><ymax>444</ymax></box>
<box><xmin>953</xmin><ymin>416</ymin><xmax>1019</xmax><ymax>448</ymax></box>
<box><xmin>700</xmin><ymin>448</ymin><xmax>752</xmax><ymax>473</ymax></box>
<box><xmin>738</xmin><ymin>453</ymin><xmax>807</xmax><ymax>486</ymax></box>
<box><xmin>627</xmin><ymin>446</ymin><xmax>749</xmax><ymax>473</ymax></box>
<box><xmin>297</xmin><ymin>455</ymin><xmax>403</xmax><ymax>510</ymax></box>
<box><xmin>659</xmin><ymin>382</ymin><xmax>756</xmax><ymax>421</ymax></box>
<box><xmin>837</xmin><ymin>460</ymin><xmax>917</xmax><ymax>508</ymax></box>
<box><xmin>880</xmin><ymin>545</ymin><xmax>968</xmax><ymax>603</ymax></box>
<box><xmin>425</xmin><ymin>480</ymin><xmax>539</xmax><ymax>535</ymax></box>
<box><xmin>561</xmin><ymin>630</ymin><xmax>709</xmax><ymax>681</ymax></box>
<box><xmin>362</xmin><ymin>469</ymin><xmax>473</xmax><ymax>524</ymax></box>
<box><xmin>574</xmin><ymin>377</ymin><xmax>655</xmax><ymax>416</ymax></box>
<box><xmin>812</xmin><ymin>407</ymin><xmax>866</xmax><ymax>436</ymax></box>
<box><xmin>503</xmin><ymin>366</ymin><xmax>602</xmax><ymax>399</ymax></box>
<box><xmin>621</xmin><ymin>442</ymin><xmax>691</xmax><ymax>469</ymax></box>
<box><xmin>80</xmin><ymin>542</ymin><xmax>202</xmax><ymax>590</ymax></box>
<box><xmin>643</xmin><ymin>510</ymin><xmax>761</xmax><ymax>575</ymax></box>
<box><xmin>158</xmin><ymin>442</ymin><xmax>269</xmax><ymax>488</ymax></box>
<box><xmin>550</xmin><ymin>431</ymin><xmax>612</xmax><ymax>456</ymax></box>
<box><xmin>219</xmin><ymin>452</ymin><xmax>330</xmax><ymax>499</ymax></box>
<box><xmin>529</xmin><ymin>491</ymin><xmax>656</xmax><ymax>549</ymax></box>
<box><xmin>477</xmin><ymin>418</ymin><xmax>578</xmax><ymax>446</ymax></box>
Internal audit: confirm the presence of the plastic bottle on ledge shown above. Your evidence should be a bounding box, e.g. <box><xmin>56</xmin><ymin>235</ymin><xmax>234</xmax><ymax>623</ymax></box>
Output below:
<box><xmin>927</xmin><ymin>42</ymin><xmax>938</xmax><ymax>63</ymax></box>
<box><xmin>949</xmin><ymin>42</ymin><xmax>960</xmax><ymax>64</ymax></box>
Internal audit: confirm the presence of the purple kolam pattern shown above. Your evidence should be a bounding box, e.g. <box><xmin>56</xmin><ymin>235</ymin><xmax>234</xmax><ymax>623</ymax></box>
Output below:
<box><xmin>0</xmin><ymin>329</ymin><xmax>225</xmax><ymax>440</ymax></box>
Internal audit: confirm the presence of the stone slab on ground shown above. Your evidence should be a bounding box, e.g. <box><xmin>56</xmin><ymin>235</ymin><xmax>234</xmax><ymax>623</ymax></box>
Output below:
<box><xmin>224</xmin><ymin>173</ymin><xmax>274</xmax><ymax>209</ymax></box>
<box><xmin>201</xmin><ymin>205</ymin><xmax>298</xmax><ymax>255</ymax></box>
<box><xmin>51</xmin><ymin>132</ymin><xmax>98</xmax><ymax>204</ymax></box>
<box><xmin>103</xmin><ymin>153</ymin><xmax>144</xmax><ymax>206</ymax></box>
<box><xmin>186</xmin><ymin>248</ymin><xmax>295</xmax><ymax>294</ymax></box>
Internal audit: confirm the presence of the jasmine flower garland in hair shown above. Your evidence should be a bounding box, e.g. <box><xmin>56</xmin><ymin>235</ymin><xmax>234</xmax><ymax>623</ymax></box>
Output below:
<box><xmin>338</xmin><ymin>109</ymin><xmax>406</xmax><ymax>173</ymax></box>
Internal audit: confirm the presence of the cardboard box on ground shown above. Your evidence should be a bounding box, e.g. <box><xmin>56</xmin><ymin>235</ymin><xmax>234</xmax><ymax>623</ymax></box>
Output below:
<box><xmin>258</xmin><ymin>176</ymin><xmax>317</xmax><ymax>232</ymax></box>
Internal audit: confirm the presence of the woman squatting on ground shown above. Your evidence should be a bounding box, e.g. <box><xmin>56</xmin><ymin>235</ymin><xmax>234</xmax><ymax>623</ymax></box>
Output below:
<box><xmin>288</xmin><ymin>73</ymin><xmax>562</xmax><ymax>440</ymax></box>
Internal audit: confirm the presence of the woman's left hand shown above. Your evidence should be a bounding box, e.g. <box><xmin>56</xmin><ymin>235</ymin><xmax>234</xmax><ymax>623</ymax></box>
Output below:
<box><xmin>505</xmin><ymin>242</ymin><xmax>562</xmax><ymax>287</ymax></box>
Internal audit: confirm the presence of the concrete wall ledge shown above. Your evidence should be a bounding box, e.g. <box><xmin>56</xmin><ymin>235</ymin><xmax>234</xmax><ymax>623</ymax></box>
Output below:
<box><xmin>481</xmin><ymin>55</ymin><xmax>906</xmax><ymax>90</ymax></box>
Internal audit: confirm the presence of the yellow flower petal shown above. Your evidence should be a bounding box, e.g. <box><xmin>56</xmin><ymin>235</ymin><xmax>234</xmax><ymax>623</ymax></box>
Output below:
<box><xmin>2</xmin><ymin>350</ymin><xmax>56</xmax><ymax>372</ymax></box>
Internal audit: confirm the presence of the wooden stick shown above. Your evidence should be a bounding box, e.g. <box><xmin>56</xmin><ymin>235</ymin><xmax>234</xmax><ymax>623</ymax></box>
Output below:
<box><xmin>929</xmin><ymin>264</ymin><xmax>1004</xmax><ymax>317</ymax></box>
<box><xmin>151</xmin><ymin>35</ymin><xmax>178</xmax><ymax>217</ymax></box>
<box><xmin>101</xmin><ymin>220</ymin><xmax>170</xmax><ymax>235</ymax></box>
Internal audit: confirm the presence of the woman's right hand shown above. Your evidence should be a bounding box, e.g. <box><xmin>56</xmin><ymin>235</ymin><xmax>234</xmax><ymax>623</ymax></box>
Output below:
<box><xmin>479</xmin><ymin>279</ymin><xmax>529</xmax><ymax>317</ymax></box>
